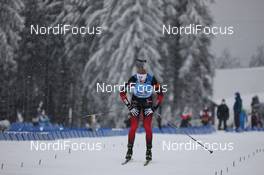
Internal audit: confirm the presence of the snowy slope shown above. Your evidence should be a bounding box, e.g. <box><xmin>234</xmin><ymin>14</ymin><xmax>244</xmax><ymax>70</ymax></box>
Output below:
<box><xmin>0</xmin><ymin>132</ymin><xmax>264</xmax><ymax>175</ymax></box>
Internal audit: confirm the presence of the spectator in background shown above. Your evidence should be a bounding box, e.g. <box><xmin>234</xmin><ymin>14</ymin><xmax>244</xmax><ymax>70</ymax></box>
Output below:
<box><xmin>251</xmin><ymin>110</ymin><xmax>263</xmax><ymax>129</ymax></box>
<box><xmin>233</xmin><ymin>92</ymin><xmax>242</xmax><ymax>130</ymax></box>
<box><xmin>85</xmin><ymin>114</ymin><xmax>100</xmax><ymax>131</ymax></box>
<box><xmin>217</xmin><ymin>99</ymin><xmax>229</xmax><ymax>130</ymax></box>
<box><xmin>239</xmin><ymin>109</ymin><xmax>248</xmax><ymax>130</ymax></box>
<box><xmin>251</xmin><ymin>110</ymin><xmax>258</xmax><ymax>128</ymax></box>
<box><xmin>200</xmin><ymin>106</ymin><xmax>211</xmax><ymax>126</ymax></box>
<box><xmin>180</xmin><ymin>108</ymin><xmax>192</xmax><ymax>128</ymax></box>
<box><xmin>251</xmin><ymin>95</ymin><xmax>260</xmax><ymax>113</ymax></box>
<box><xmin>0</xmin><ymin>119</ymin><xmax>10</xmax><ymax>131</ymax></box>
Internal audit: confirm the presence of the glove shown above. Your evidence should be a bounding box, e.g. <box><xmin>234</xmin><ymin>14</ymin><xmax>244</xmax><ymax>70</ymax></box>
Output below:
<box><xmin>144</xmin><ymin>108</ymin><xmax>154</xmax><ymax>116</ymax></box>
<box><xmin>127</xmin><ymin>104</ymin><xmax>139</xmax><ymax>116</ymax></box>
<box><xmin>130</xmin><ymin>108</ymin><xmax>139</xmax><ymax>116</ymax></box>
<box><xmin>144</xmin><ymin>106</ymin><xmax>158</xmax><ymax>116</ymax></box>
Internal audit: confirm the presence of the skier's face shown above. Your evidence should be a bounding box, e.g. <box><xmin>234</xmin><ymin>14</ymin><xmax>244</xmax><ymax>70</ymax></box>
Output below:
<box><xmin>136</xmin><ymin>62</ymin><xmax>144</xmax><ymax>71</ymax></box>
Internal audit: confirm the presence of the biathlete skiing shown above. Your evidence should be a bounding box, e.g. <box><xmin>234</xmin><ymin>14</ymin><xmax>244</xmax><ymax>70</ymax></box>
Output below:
<box><xmin>119</xmin><ymin>58</ymin><xmax>164</xmax><ymax>165</ymax></box>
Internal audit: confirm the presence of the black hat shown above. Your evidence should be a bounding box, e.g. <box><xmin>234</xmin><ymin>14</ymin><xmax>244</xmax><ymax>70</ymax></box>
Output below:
<box><xmin>136</xmin><ymin>58</ymin><xmax>147</xmax><ymax>68</ymax></box>
<box><xmin>136</xmin><ymin>58</ymin><xmax>147</xmax><ymax>63</ymax></box>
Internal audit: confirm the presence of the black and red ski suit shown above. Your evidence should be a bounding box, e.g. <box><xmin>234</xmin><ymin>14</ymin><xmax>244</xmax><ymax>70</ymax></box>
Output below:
<box><xmin>120</xmin><ymin>73</ymin><xmax>164</xmax><ymax>148</ymax></box>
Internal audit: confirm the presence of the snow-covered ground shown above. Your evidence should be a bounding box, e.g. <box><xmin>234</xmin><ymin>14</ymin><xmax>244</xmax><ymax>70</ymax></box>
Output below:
<box><xmin>0</xmin><ymin>132</ymin><xmax>264</xmax><ymax>175</ymax></box>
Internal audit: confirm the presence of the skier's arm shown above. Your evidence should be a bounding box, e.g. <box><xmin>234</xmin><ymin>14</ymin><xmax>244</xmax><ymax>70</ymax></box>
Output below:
<box><xmin>152</xmin><ymin>76</ymin><xmax>164</xmax><ymax>110</ymax></box>
<box><xmin>120</xmin><ymin>77</ymin><xmax>140</xmax><ymax>116</ymax></box>
<box><xmin>119</xmin><ymin>76</ymin><xmax>135</xmax><ymax>108</ymax></box>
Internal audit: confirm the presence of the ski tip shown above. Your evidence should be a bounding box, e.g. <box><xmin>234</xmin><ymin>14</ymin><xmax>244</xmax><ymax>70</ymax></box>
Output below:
<box><xmin>121</xmin><ymin>159</ymin><xmax>131</xmax><ymax>165</ymax></box>
<box><xmin>143</xmin><ymin>160</ymin><xmax>151</xmax><ymax>166</ymax></box>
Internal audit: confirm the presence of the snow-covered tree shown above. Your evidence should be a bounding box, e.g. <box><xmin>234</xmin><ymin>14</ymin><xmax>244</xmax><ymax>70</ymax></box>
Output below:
<box><xmin>0</xmin><ymin>0</ymin><xmax>24</xmax><ymax>119</ymax></box>
<box><xmin>177</xmin><ymin>0</ymin><xmax>214</xmax><ymax>117</ymax></box>
<box><xmin>215</xmin><ymin>48</ymin><xmax>241</xmax><ymax>69</ymax></box>
<box><xmin>160</xmin><ymin>0</ymin><xmax>180</xmax><ymax>123</ymax></box>
<box><xmin>249</xmin><ymin>45</ymin><xmax>264</xmax><ymax>67</ymax></box>
<box><xmin>0</xmin><ymin>0</ymin><xmax>24</xmax><ymax>67</ymax></box>
<box><xmin>56</xmin><ymin>0</ymin><xmax>104</xmax><ymax>126</ymax></box>
<box><xmin>83</xmin><ymin>0</ymin><xmax>164</xmax><ymax>127</ymax></box>
<box><xmin>15</xmin><ymin>0</ymin><xmax>67</xmax><ymax>121</ymax></box>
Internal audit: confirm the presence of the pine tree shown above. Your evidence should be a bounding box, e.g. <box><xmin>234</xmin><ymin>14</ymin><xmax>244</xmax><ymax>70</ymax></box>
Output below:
<box><xmin>0</xmin><ymin>0</ymin><xmax>24</xmax><ymax>120</ymax></box>
<box><xmin>215</xmin><ymin>48</ymin><xmax>241</xmax><ymax>69</ymax></box>
<box><xmin>161</xmin><ymin>0</ymin><xmax>181</xmax><ymax>123</ymax></box>
<box><xmin>16</xmin><ymin>0</ymin><xmax>65</xmax><ymax>122</ymax></box>
<box><xmin>177</xmin><ymin>0</ymin><xmax>214</xmax><ymax>116</ymax></box>
<box><xmin>249</xmin><ymin>45</ymin><xmax>264</xmax><ymax>67</ymax></box>
<box><xmin>83</xmin><ymin>0</ymin><xmax>164</xmax><ymax>127</ymax></box>
<box><xmin>56</xmin><ymin>0</ymin><xmax>104</xmax><ymax>126</ymax></box>
<box><xmin>0</xmin><ymin>0</ymin><xmax>24</xmax><ymax>66</ymax></box>
<box><xmin>160</xmin><ymin>0</ymin><xmax>214</xmax><ymax>121</ymax></box>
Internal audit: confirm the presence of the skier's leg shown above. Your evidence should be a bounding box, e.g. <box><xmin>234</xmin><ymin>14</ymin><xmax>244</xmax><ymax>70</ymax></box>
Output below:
<box><xmin>143</xmin><ymin>109</ymin><xmax>153</xmax><ymax>161</ymax></box>
<box><xmin>125</xmin><ymin>116</ymin><xmax>139</xmax><ymax>160</ymax></box>
<box><xmin>143</xmin><ymin>115</ymin><xmax>153</xmax><ymax>146</ymax></box>
<box><xmin>128</xmin><ymin>116</ymin><xmax>139</xmax><ymax>146</ymax></box>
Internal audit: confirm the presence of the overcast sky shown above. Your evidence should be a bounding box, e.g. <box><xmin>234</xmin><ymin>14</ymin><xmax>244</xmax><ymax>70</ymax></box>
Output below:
<box><xmin>210</xmin><ymin>0</ymin><xmax>264</xmax><ymax>65</ymax></box>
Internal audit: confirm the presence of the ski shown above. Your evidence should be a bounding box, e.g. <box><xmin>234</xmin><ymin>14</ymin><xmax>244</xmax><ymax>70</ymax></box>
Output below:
<box><xmin>121</xmin><ymin>159</ymin><xmax>131</xmax><ymax>165</ymax></box>
<box><xmin>143</xmin><ymin>160</ymin><xmax>151</xmax><ymax>166</ymax></box>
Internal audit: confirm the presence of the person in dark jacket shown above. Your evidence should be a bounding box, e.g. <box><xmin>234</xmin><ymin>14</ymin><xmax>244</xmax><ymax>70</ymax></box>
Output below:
<box><xmin>217</xmin><ymin>99</ymin><xmax>229</xmax><ymax>130</ymax></box>
<box><xmin>251</xmin><ymin>96</ymin><xmax>260</xmax><ymax>113</ymax></box>
<box><xmin>251</xmin><ymin>110</ymin><xmax>263</xmax><ymax>129</ymax></box>
<box><xmin>233</xmin><ymin>92</ymin><xmax>242</xmax><ymax>129</ymax></box>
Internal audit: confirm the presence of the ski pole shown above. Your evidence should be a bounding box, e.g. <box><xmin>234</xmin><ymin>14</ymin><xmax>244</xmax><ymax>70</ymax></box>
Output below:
<box><xmin>154</xmin><ymin>112</ymin><xmax>213</xmax><ymax>154</ymax></box>
<box><xmin>168</xmin><ymin>122</ymin><xmax>213</xmax><ymax>154</ymax></box>
<box><xmin>82</xmin><ymin>110</ymin><xmax>115</xmax><ymax>118</ymax></box>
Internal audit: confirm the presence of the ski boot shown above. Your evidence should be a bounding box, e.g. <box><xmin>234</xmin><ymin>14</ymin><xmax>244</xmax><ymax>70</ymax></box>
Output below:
<box><xmin>125</xmin><ymin>144</ymin><xmax>133</xmax><ymax>160</ymax></box>
<box><xmin>146</xmin><ymin>145</ymin><xmax>152</xmax><ymax>161</ymax></box>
